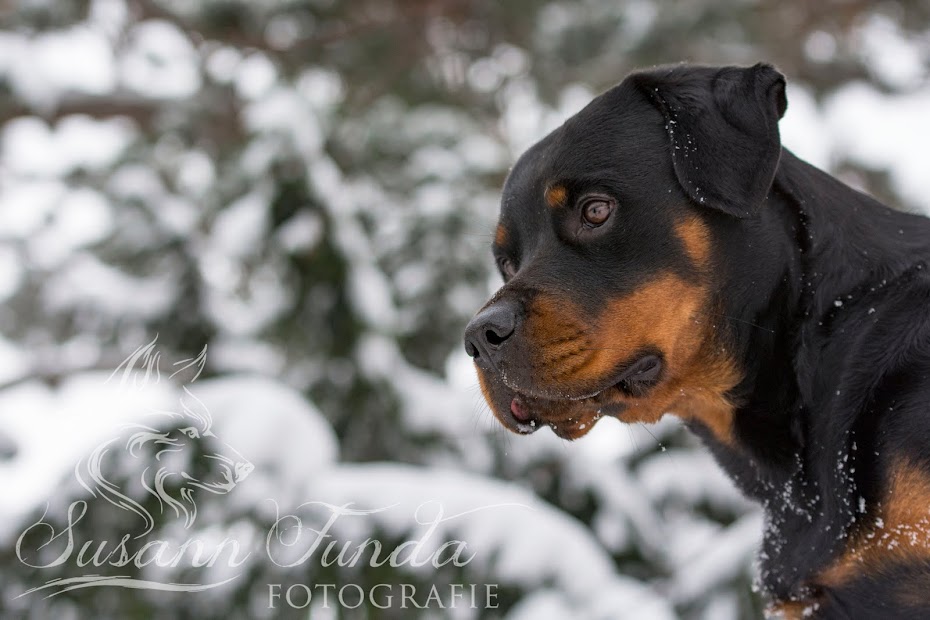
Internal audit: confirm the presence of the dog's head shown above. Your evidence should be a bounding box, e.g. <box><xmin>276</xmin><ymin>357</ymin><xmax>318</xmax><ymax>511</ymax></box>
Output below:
<box><xmin>465</xmin><ymin>64</ymin><xmax>787</xmax><ymax>441</ymax></box>
<box><xmin>78</xmin><ymin>387</ymin><xmax>254</xmax><ymax>534</ymax></box>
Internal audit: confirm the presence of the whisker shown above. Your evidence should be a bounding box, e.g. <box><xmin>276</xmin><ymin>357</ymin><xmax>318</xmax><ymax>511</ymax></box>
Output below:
<box><xmin>626</xmin><ymin>424</ymin><xmax>639</xmax><ymax>451</ymax></box>
<box><xmin>637</xmin><ymin>422</ymin><xmax>669</xmax><ymax>455</ymax></box>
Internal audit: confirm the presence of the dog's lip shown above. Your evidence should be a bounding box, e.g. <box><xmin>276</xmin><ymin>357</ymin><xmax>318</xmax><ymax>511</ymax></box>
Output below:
<box><xmin>500</xmin><ymin>353</ymin><xmax>664</xmax><ymax>402</ymax></box>
<box><xmin>499</xmin><ymin>354</ymin><xmax>663</xmax><ymax>437</ymax></box>
<box><xmin>507</xmin><ymin>393</ymin><xmax>625</xmax><ymax>434</ymax></box>
<box><xmin>509</xmin><ymin>396</ymin><xmax>542</xmax><ymax>434</ymax></box>
<box><xmin>504</xmin><ymin>383</ymin><xmax>615</xmax><ymax>437</ymax></box>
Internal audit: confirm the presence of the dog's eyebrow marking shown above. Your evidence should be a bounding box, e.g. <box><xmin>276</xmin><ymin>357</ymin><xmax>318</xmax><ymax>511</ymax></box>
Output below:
<box><xmin>545</xmin><ymin>184</ymin><xmax>568</xmax><ymax>209</ymax></box>
<box><xmin>494</xmin><ymin>223</ymin><xmax>508</xmax><ymax>248</ymax></box>
<box><xmin>675</xmin><ymin>216</ymin><xmax>711</xmax><ymax>269</ymax></box>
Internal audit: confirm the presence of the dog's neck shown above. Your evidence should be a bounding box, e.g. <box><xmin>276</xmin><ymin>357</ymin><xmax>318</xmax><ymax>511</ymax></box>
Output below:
<box><xmin>761</xmin><ymin>148</ymin><xmax>930</xmax><ymax>445</ymax></box>
<box><xmin>706</xmin><ymin>148</ymin><xmax>930</xmax><ymax>465</ymax></box>
<box><xmin>694</xmin><ymin>147</ymin><xmax>930</xmax><ymax>598</ymax></box>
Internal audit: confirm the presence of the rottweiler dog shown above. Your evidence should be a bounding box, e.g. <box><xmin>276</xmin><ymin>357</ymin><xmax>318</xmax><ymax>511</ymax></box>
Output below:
<box><xmin>464</xmin><ymin>63</ymin><xmax>930</xmax><ymax>618</ymax></box>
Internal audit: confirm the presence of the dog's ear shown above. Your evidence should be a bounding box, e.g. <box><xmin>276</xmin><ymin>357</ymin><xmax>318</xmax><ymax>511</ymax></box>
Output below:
<box><xmin>633</xmin><ymin>63</ymin><xmax>787</xmax><ymax>218</ymax></box>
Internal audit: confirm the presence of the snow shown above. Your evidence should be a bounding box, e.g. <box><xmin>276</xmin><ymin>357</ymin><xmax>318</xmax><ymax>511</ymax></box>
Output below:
<box><xmin>300</xmin><ymin>463</ymin><xmax>678</xmax><ymax>620</ymax></box>
<box><xmin>243</xmin><ymin>87</ymin><xmax>325</xmax><ymax>159</ymax></box>
<box><xmin>408</xmin><ymin>145</ymin><xmax>463</xmax><ymax>181</ymax></box>
<box><xmin>0</xmin><ymin>374</ymin><xmax>176</xmax><ymax>538</ymax></box>
<box><xmin>355</xmin><ymin>335</ymin><xmax>496</xmax><ymax>448</ymax></box>
<box><xmin>191</xmin><ymin>376</ymin><xmax>339</xmax><ymax>511</ymax></box>
<box><xmin>779</xmin><ymin>78</ymin><xmax>930</xmax><ymax>215</ymax></box>
<box><xmin>855</xmin><ymin>15</ymin><xmax>925</xmax><ymax>89</ymax></box>
<box><xmin>2</xmin><ymin>28</ymin><xmax>115</xmax><ymax>106</ymax></box>
<box><xmin>0</xmin><ymin>339</ymin><xmax>744</xmax><ymax>616</ymax></box>
<box><xmin>206</xmin><ymin>46</ymin><xmax>244</xmax><ymax>83</ymax></box>
<box><xmin>638</xmin><ymin>449</ymin><xmax>755</xmax><ymax>513</ymax></box>
<box><xmin>0</xmin><ymin>246</ymin><xmax>23</xmax><ymax>302</ymax></box>
<box><xmin>175</xmin><ymin>150</ymin><xmax>217</xmax><ymax>199</ymax></box>
<box><xmin>211</xmin><ymin>189</ymin><xmax>271</xmax><ymax>258</ymax></box>
<box><xmin>825</xmin><ymin>82</ymin><xmax>930</xmax><ymax>212</ymax></box>
<box><xmin>29</xmin><ymin>188</ymin><xmax>113</xmax><ymax>265</ymax></box>
<box><xmin>1</xmin><ymin>115</ymin><xmax>135</xmax><ymax>177</ymax></box>
<box><xmin>0</xmin><ymin>178</ymin><xmax>64</xmax><ymax>238</ymax></box>
<box><xmin>347</xmin><ymin>259</ymin><xmax>399</xmax><ymax>332</ymax></box>
<box><xmin>296</xmin><ymin>68</ymin><xmax>345</xmax><ymax>109</ymax></box>
<box><xmin>0</xmin><ymin>361</ymin><xmax>701</xmax><ymax>617</ymax></box>
<box><xmin>209</xmin><ymin>338</ymin><xmax>286</xmax><ymax>376</ymax></box>
<box><xmin>43</xmin><ymin>252</ymin><xmax>177</xmax><ymax>319</ymax></box>
<box><xmin>235</xmin><ymin>53</ymin><xmax>279</xmax><ymax>101</ymax></box>
<box><xmin>779</xmin><ymin>84</ymin><xmax>832</xmax><ymax>170</ymax></box>
<box><xmin>506</xmin><ymin>590</ymin><xmax>576</xmax><ymax>620</ymax></box>
<box><xmin>0</xmin><ymin>373</ymin><xmax>337</xmax><ymax>539</ymax></box>
<box><xmin>664</xmin><ymin>513</ymin><xmax>763</xmax><ymax>605</ymax></box>
<box><xmin>499</xmin><ymin>78</ymin><xmax>548</xmax><ymax>155</ymax></box>
<box><xmin>0</xmin><ymin>337</ymin><xmax>30</xmax><ymax>385</ymax></box>
<box><xmin>120</xmin><ymin>20</ymin><xmax>201</xmax><ymax>99</ymax></box>
<box><xmin>201</xmin><ymin>260</ymin><xmax>292</xmax><ymax>337</ymax></box>
<box><xmin>107</xmin><ymin>162</ymin><xmax>166</xmax><ymax>199</ymax></box>
<box><xmin>88</xmin><ymin>0</ymin><xmax>129</xmax><ymax>39</ymax></box>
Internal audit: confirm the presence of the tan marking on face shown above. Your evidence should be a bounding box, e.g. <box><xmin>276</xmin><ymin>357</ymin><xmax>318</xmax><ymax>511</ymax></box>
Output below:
<box><xmin>545</xmin><ymin>184</ymin><xmax>568</xmax><ymax>209</ymax></box>
<box><xmin>628</xmin><ymin>342</ymin><xmax>739</xmax><ymax>443</ymax></box>
<box><xmin>524</xmin><ymin>294</ymin><xmax>589</xmax><ymax>384</ymax></box>
<box><xmin>675</xmin><ymin>216</ymin><xmax>712</xmax><ymax>269</ymax></box>
<box><xmin>494</xmin><ymin>223</ymin><xmax>508</xmax><ymax>248</ymax></box>
<box><xmin>818</xmin><ymin>458</ymin><xmax>930</xmax><ymax>588</ymax></box>
<box><xmin>567</xmin><ymin>275</ymin><xmax>705</xmax><ymax>384</ymax></box>
<box><xmin>524</xmin><ymin>273</ymin><xmax>740</xmax><ymax>444</ymax></box>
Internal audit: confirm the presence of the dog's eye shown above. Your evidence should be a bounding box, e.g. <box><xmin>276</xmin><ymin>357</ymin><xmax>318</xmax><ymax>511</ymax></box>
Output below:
<box><xmin>581</xmin><ymin>197</ymin><xmax>615</xmax><ymax>227</ymax></box>
<box><xmin>180</xmin><ymin>426</ymin><xmax>200</xmax><ymax>439</ymax></box>
<box><xmin>496</xmin><ymin>257</ymin><xmax>517</xmax><ymax>280</ymax></box>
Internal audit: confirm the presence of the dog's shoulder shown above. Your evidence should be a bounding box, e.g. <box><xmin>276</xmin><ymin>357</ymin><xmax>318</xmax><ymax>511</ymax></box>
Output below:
<box><xmin>784</xmin><ymin>265</ymin><xmax>930</xmax><ymax>617</ymax></box>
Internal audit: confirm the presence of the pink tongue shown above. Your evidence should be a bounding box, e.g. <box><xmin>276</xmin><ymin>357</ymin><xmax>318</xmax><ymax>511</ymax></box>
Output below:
<box><xmin>510</xmin><ymin>397</ymin><xmax>532</xmax><ymax>422</ymax></box>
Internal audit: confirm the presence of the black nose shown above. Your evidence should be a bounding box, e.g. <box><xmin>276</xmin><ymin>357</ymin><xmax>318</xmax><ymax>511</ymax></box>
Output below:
<box><xmin>464</xmin><ymin>300</ymin><xmax>520</xmax><ymax>363</ymax></box>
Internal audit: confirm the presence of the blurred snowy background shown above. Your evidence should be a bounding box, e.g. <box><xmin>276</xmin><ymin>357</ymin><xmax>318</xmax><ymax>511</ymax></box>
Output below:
<box><xmin>0</xmin><ymin>0</ymin><xmax>929</xmax><ymax>618</ymax></box>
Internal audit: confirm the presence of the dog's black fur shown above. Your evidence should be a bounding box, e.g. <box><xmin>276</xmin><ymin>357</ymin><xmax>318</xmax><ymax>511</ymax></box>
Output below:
<box><xmin>464</xmin><ymin>63</ymin><xmax>930</xmax><ymax>617</ymax></box>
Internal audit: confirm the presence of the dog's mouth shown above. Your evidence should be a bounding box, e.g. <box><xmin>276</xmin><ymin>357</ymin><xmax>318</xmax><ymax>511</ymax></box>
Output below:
<box><xmin>495</xmin><ymin>354</ymin><xmax>664</xmax><ymax>439</ymax></box>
